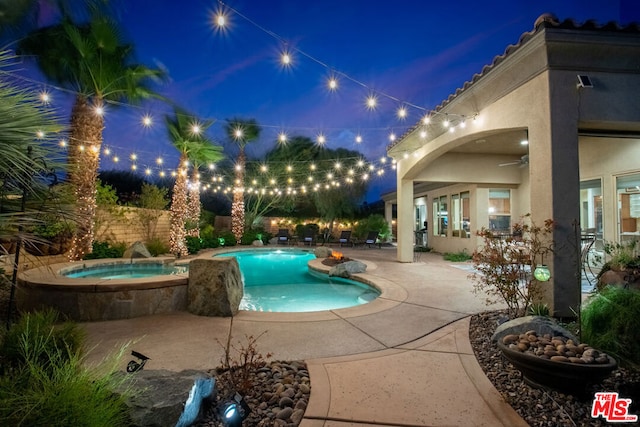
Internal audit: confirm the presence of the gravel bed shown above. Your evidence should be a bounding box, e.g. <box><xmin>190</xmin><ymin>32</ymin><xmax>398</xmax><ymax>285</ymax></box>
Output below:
<box><xmin>469</xmin><ymin>310</ymin><xmax>640</xmax><ymax>427</ymax></box>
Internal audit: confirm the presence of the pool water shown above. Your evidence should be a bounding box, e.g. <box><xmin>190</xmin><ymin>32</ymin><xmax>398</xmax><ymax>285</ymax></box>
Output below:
<box><xmin>216</xmin><ymin>249</ymin><xmax>379</xmax><ymax>312</ymax></box>
<box><xmin>64</xmin><ymin>263</ymin><xmax>188</xmax><ymax>279</ymax></box>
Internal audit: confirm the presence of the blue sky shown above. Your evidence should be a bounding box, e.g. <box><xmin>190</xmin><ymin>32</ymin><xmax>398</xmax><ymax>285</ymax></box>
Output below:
<box><xmin>22</xmin><ymin>0</ymin><xmax>640</xmax><ymax>201</ymax></box>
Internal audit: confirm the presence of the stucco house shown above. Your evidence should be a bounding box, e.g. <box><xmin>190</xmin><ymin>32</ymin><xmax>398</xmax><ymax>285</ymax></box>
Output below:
<box><xmin>384</xmin><ymin>14</ymin><xmax>640</xmax><ymax>317</ymax></box>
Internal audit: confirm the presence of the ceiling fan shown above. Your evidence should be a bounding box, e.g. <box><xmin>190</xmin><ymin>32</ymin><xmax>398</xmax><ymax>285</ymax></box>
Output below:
<box><xmin>499</xmin><ymin>154</ymin><xmax>529</xmax><ymax>167</ymax></box>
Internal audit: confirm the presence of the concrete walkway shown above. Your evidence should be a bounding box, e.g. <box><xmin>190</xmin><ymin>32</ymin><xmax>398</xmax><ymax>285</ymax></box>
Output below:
<box><xmin>82</xmin><ymin>247</ymin><xmax>528</xmax><ymax>426</ymax></box>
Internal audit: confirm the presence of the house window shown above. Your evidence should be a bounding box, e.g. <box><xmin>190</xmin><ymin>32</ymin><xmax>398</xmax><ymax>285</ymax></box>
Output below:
<box><xmin>580</xmin><ymin>179</ymin><xmax>602</xmax><ymax>239</ymax></box>
<box><xmin>461</xmin><ymin>192</ymin><xmax>471</xmax><ymax>238</ymax></box>
<box><xmin>433</xmin><ymin>195</ymin><xmax>448</xmax><ymax>237</ymax></box>
<box><xmin>617</xmin><ymin>173</ymin><xmax>640</xmax><ymax>243</ymax></box>
<box><xmin>488</xmin><ymin>189</ymin><xmax>511</xmax><ymax>234</ymax></box>
<box><xmin>452</xmin><ymin>194</ymin><xmax>460</xmax><ymax>237</ymax></box>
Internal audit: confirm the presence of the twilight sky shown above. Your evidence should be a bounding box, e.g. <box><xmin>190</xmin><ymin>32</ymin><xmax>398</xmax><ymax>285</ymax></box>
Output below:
<box><xmin>21</xmin><ymin>0</ymin><xmax>640</xmax><ymax>201</ymax></box>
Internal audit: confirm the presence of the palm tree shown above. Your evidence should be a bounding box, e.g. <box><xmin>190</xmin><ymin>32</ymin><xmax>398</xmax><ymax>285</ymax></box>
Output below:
<box><xmin>18</xmin><ymin>14</ymin><xmax>165</xmax><ymax>260</ymax></box>
<box><xmin>0</xmin><ymin>50</ymin><xmax>63</xmax><ymax>322</ymax></box>
<box><xmin>165</xmin><ymin>108</ymin><xmax>221</xmax><ymax>256</ymax></box>
<box><xmin>223</xmin><ymin>118</ymin><xmax>261</xmax><ymax>242</ymax></box>
<box><xmin>186</xmin><ymin>143</ymin><xmax>224</xmax><ymax>238</ymax></box>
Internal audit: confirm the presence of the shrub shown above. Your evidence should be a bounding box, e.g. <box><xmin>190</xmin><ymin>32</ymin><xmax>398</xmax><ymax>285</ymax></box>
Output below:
<box><xmin>83</xmin><ymin>241</ymin><xmax>127</xmax><ymax>259</ymax></box>
<box><xmin>443</xmin><ymin>250</ymin><xmax>471</xmax><ymax>262</ymax></box>
<box><xmin>145</xmin><ymin>237</ymin><xmax>169</xmax><ymax>256</ymax></box>
<box><xmin>353</xmin><ymin>214</ymin><xmax>391</xmax><ymax>241</ymax></box>
<box><xmin>185</xmin><ymin>236</ymin><xmax>202</xmax><ymax>255</ymax></box>
<box><xmin>1</xmin><ymin>309</ymin><xmax>85</xmax><ymax>370</ymax></box>
<box><xmin>240</xmin><ymin>227</ymin><xmax>269</xmax><ymax>245</ymax></box>
<box><xmin>216</xmin><ymin>230</ymin><xmax>237</xmax><ymax>247</ymax></box>
<box><xmin>0</xmin><ymin>311</ymin><xmax>134</xmax><ymax>426</ymax></box>
<box><xmin>581</xmin><ymin>286</ymin><xmax>640</xmax><ymax>368</ymax></box>
<box><xmin>470</xmin><ymin>215</ymin><xmax>555</xmax><ymax>318</ymax></box>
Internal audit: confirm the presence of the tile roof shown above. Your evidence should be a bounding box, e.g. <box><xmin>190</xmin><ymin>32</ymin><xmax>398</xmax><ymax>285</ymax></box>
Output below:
<box><xmin>388</xmin><ymin>14</ymin><xmax>640</xmax><ymax>152</ymax></box>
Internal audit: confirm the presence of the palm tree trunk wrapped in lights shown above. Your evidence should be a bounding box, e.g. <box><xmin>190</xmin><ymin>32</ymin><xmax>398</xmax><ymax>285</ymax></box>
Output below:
<box><xmin>186</xmin><ymin>169</ymin><xmax>201</xmax><ymax>238</ymax></box>
<box><xmin>231</xmin><ymin>150</ymin><xmax>245</xmax><ymax>242</ymax></box>
<box><xmin>224</xmin><ymin>118</ymin><xmax>261</xmax><ymax>243</ymax></box>
<box><xmin>68</xmin><ymin>97</ymin><xmax>104</xmax><ymax>261</ymax></box>
<box><xmin>170</xmin><ymin>157</ymin><xmax>189</xmax><ymax>257</ymax></box>
<box><xmin>165</xmin><ymin>108</ymin><xmax>223</xmax><ymax>254</ymax></box>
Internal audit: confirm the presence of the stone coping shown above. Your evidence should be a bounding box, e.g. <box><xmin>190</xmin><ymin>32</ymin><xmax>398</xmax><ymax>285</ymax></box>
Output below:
<box><xmin>18</xmin><ymin>256</ymin><xmax>188</xmax><ymax>292</ymax></box>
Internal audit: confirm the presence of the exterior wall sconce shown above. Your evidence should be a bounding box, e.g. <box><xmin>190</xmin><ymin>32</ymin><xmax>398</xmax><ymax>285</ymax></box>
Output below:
<box><xmin>534</xmin><ymin>264</ymin><xmax>551</xmax><ymax>282</ymax></box>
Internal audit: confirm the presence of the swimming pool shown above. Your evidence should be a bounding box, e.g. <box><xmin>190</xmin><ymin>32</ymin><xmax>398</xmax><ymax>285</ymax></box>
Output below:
<box><xmin>215</xmin><ymin>249</ymin><xmax>379</xmax><ymax>312</ymax></box>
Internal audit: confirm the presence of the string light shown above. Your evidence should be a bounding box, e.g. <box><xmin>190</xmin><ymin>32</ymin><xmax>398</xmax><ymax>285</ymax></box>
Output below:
<box><xmin>142</xmin><ymin>114</ymin><xmax>153</xmax><ymax>127</ymax></box>
<box><xmin>328</xmin><ymin>76</ymin><xmax>338</xmax><ymax>91</ymax></box>
<box><xmin>355</xmin><ymin>134</ymin><xmax>362</xmax><ymax>143</ymax></box>
<box><xmin>366</xmin><ymin>95</ymin><xmax>377</xmax><ymax>110</ymax></box>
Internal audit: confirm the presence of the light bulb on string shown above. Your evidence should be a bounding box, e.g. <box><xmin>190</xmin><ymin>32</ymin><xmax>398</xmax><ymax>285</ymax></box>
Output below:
<box><xmin>316</xmin><ymin>134</ymin><xmax>326</xmax><ymax>145</ymax></box>
<box><xmin>355</xmin><ymin>134</ymin><xmax>362</xmax><ymax>143</ymax></box>
<box><xmin>422</xmin><ymin>115</ymin><xmax>431</xmax><ymax>125</ymax></box>
<box><xmin>397</xmin><ymin>106</ymin><xmax>408</xmax><ymax>120</ymax></box>
<box><xmin>278</xmin><ymin>132</ymin><xmax>288</xmax><ymax>144</ymax></box>
<box><xmin>365</xmin><ymin>95</ymin><xmax>378</xmax><ymax>110</ymax></box>
<box><xmin>327</xmin><ymin>76</ymin><xmax>338</xmax><ymax>91</ymax></box>
<box><xmin>39</xmin><ymin>91</ymin><xmax>51</xmax><ymax>104</ymax></box>
<box><xmin>142</xmin><ymin>114</ymin><xmax>153</xmax><ymax>127</ymax></box>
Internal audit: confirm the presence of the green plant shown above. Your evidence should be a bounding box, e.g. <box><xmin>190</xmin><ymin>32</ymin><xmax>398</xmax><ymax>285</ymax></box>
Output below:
<box><xmin>145</xmin><ymin>237</ymin><xmax>169</xmax><ymax>256</ymax></box>
<box><xmin>83</xmin><ymin>241</ymin><xmax>127</xmax><ymax>260</ymax></box>
<box><xmin>602</xmin><ymin>239</ymin><xmax>639</xmax><ymax>270</ymax></box>
<box><xmin>216</xmin><ymin>230</ymin><xmax>237</xmax><ymax>247</ymax></box>
<box><xmin>470</xmin><ymin>215</ymin><xmax>555</xmax><ymax>318</ymax></box>
<box><xmin>0</xmin><ymin>310</ymin><xmax>134</xmax><ymax>426</ymax></box>
<box><xmin>443</xmin><ymin>250</ymin><xmax>471</xmax><ymax>262</ymax></box>
<box><xmin>581</xmin><ymin>286</ymin><xmax>640</xmax><ymax>368</ymax></box>
<box><xmin>527</xmin><ymin>302</ymin><xmax>550</xmax><ymax>316</ymax></box>
<box><xmin>134</xmin><ymin>183</ymin><xmax>169</xmax><ymax>241</ymax></box>
<box><xmin>241</xmin><ymin>227</ymin><xmax>270</xmax><ymax>245</ymax></box>
<box><xmin>185</xmin><ymin>236</ymin><xmax>202</xmax><ymax>255</ymax></box>
<box><xmin>414</xmin><ymin>246</ymin><xmax>431</xmax><ymax>252</ymax></box>
<box><xmin>353</xmin><ymin>214</ymin><xmax>391</xmax><ymax>241</ymax></box>
<box><xmin>1</xmin><ymin>309</ymin><xmax>85</xmax><ymax>370</ymax></box>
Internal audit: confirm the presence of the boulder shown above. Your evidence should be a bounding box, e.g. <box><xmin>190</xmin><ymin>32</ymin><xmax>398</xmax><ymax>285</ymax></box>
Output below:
<box><xmin>329</xmin><ymin>260</ymin><xmax>367</xmax><ymax>278</ymax></box>
<box><xmin>188</xmin><ymin>257</ymin><xmax>243</xmax><ymax>317</ymax></box>
<box><xmin>123</xmin><ymin>369</ymin><xmax>215</xmax><ymax>427</ymax></box>
<box><xmin>252</xmin><ymin>239</ymin><xmax>264</xmax><ymax>246</ymax></box>
<box><xmin>124</xmin><ymin>241</ymin><xmax>152</xmax><ymax>259</ymax></box>
<box><xmin>598</xmin><ymin>269</ymin><xmax>640</xmax><ymax>291</ymax></box>
<box><xmin>314</xmin><ymin>246</ymin><xmax>333</xmax><ymax>258</ymax></box>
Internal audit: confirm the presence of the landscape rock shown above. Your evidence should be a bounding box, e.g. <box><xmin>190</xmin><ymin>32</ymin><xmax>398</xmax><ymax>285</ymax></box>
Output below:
<box><xmin>252</xmin><ymin>239</ymin><xmax>264</xmax><ymax>246</ymax></box>
<box><xmin>314</xmin><ymin>246</ymin><xmax>333</xmax><ymax>258</ymax></box>
<box><xmin>122</xmin><ymin>369</ymin><xmax>214</xmax><ymax>427</ymax></box>
<box><xmin>328</xmin><ymin>260</ymin><xmax>367</xmax><ymax>278</ymax></box>
<box><xmin>188</xmin><ymin>258</ymin><xmax>243</xmax><ymax>317</ymax></box>
<box><xmin>123</xmin><ymin>241</ymin><xmax>152</xmax><ymax>258</ymax></box>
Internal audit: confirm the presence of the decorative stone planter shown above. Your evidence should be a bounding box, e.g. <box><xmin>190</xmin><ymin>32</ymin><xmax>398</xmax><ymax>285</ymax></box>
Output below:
<box><xmin>493</xmin><ymin>316</ymin><xmax>617</xmax><ymax>395</ymax></box>
<box><xmin>497</xmin><ymin>341</ymin><xmax>617</xmax><ymax>394</ymax></box>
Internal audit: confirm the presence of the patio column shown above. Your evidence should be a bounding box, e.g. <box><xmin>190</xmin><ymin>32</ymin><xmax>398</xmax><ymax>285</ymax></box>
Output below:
<box><xmin>397</xmin><ymin>178</ymin><xmax>414</xmax><ymax>262</ymax></box>
<box><xmin>384</xmin><ymin>201</ymin><xmax>393</xmax><ymax>242</ymax></box>
<box><xmin>529</xmin><ymin>82</ymin><xmax>581</xmax><ymax>318</ymax></box>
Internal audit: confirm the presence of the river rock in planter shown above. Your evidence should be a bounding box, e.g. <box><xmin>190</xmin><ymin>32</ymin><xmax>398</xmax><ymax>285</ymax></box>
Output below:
<box><xmin>329</xmin><ymin>260</ymin><xmax>366</xmax><ymax>278</ymax></box>
<box><xmin>492</xmin><ymin>316</ymin><xmax>616</xmax><ymax>394</ymax></box>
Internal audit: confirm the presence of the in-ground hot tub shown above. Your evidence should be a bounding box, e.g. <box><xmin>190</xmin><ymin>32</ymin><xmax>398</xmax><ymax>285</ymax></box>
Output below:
<box><xmin>17</xmin><ymin>257</ymin><xmax>189</xmax><ymax>321</ymax></box>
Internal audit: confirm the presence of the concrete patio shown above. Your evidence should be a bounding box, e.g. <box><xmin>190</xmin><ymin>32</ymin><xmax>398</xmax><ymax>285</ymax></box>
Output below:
<box><xmin>82</xmin><ymin>247</ymin><xmax>528</xmax><ymax>426</ymax></box>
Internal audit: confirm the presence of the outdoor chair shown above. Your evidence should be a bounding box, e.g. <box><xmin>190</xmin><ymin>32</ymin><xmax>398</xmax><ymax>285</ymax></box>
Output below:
<box><xmin>302</xmin><ymin>230</ymin><xmax>317</xmax><ymax>246</ymax></box>
<box><xmin>363</xmin><ymin>231</ymin><xmax>381</xmax><ymax>248</ymax></box>
<box><xmin>276</xmin><ymin>229</ymin><xmax>291</xmax><ymax>245</ymax></box>
<box><xmin>338</xmin><ymin>230</ymin><xmax>353</xmax><ymax>247</ymax></box>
